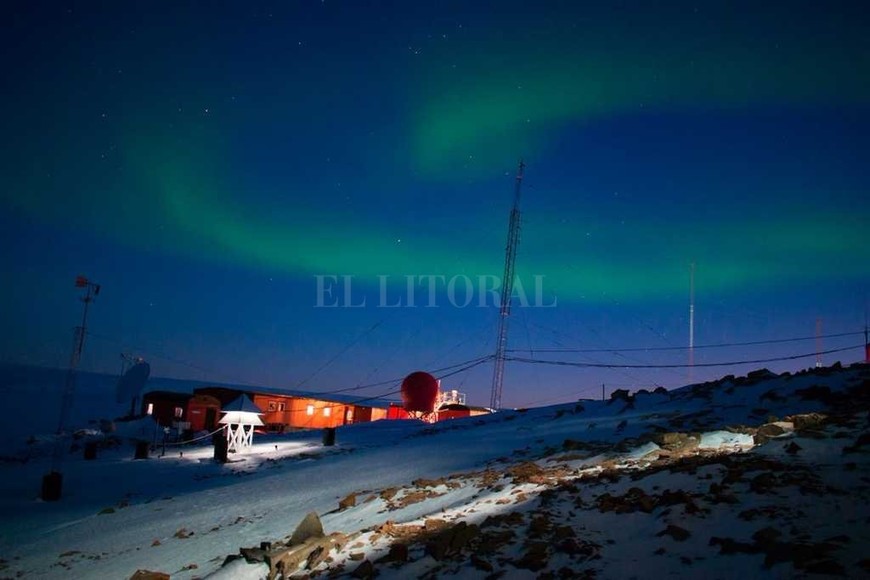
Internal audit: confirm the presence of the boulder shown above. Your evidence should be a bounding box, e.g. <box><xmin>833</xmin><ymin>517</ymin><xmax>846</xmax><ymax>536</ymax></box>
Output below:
<box><xmin>290</xmin><ymin>512</ymin><xmax>324</xmax><ymax>545</ymax></box>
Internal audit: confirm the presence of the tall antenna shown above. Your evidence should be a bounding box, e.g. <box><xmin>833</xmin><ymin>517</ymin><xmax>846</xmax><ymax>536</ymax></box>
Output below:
<box><xmin>688</xmin><ymin>262</ymin><xmax>695</xmax><ymax>383</ymax></box>
<box><xmin>815</xmin><ymin>318</ymin><xmax>823</xmax><ymax>368</ymax></box>
<box><xmin>865</xmin><ymin>304</ymin><xmax>869</xmax><ymax>363</ymax></box>
<box><xmin>490</xmin><ymin>160</ymin><xmax>525</xmax><ymax>410</ymax></box>
<box><xmin>42</xmin><ymin>276</ymin><xmax>100</xmax><ymax>501</ymax></box>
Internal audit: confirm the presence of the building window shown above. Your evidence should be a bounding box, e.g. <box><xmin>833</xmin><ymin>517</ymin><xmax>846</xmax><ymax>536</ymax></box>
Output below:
<box><xmin>277</xmin><ymin>402</ymin><xmax>286</xmax><ymax>412</ymax></box>
<box><xmin>323</xmin><ymin>407</ymin><xmax>331</xmax><ymax>417</ymax></box>
<box><xmin>146</xmin><ymin>403</ymin><xmax>154</xmax><ymax>415</ymax></box>
<box><xmin>174</xmin><ymin>406</ymin><xmax>183</xmax><ymax>418</ymax></box>
<box><xmin>306</xmin><ymin>405</ymin><xmax>314</xmax><ymax>416</ymax></box>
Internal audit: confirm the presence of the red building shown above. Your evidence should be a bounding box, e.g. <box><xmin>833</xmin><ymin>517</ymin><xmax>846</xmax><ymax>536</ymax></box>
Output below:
<box><xmin>141</xmin><ymin>391</ymin><xmax>192</xmax><ymax>428</ymax></box>
<box><xmin>142</xmin><ymin>384</ymin><xmax>490</xmax><ymax>433</ymax></box>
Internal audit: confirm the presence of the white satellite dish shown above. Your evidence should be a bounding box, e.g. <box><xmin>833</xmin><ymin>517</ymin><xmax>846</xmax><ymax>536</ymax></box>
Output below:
<box><xmin>116</xmin><ymin>361</ymin><xmax>150</xmax><ymax>405</ymax></box>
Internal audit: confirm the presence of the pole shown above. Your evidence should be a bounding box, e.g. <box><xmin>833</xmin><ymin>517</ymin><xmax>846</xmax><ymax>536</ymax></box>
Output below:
<box><xmin>601</xmin><ymin>383</ymin><xmax>605</xmax><ymax>401</ymax></box>
<box><xmin>688</xmin><ymin>262</ymin><xmax>695</xmax><ymax>384</ymax></box>
<box><xmin>864</xmin><ymin>305</ymin><xmax>869</xmax><ymax>363</ymax></box>
<box><xmin>815</xmin><ymin>318</ymin><xmax>823</xmax><ymax>368</ymax></box>
<box><xmin>42</xmin><ymin>277</ymin><xmax>99</xmax><ymax>501</ymax></box>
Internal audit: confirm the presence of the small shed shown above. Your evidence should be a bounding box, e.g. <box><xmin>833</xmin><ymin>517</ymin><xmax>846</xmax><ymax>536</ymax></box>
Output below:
<box><xmin>219</xmin><ymin>395</ymin><xmax>264</xmax><ymax>452</ymax></box>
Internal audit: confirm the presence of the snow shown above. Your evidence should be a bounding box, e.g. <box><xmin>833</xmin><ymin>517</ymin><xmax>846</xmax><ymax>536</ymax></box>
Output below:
<box><xmin>698</xmin><ymin>430</ymin><xmax>755</xmax><ymax>450</ymax></box>
<box><xmin>0</xmin><ymin>362</ymin><xmax>868</xmax><ymax>578</ymax></box>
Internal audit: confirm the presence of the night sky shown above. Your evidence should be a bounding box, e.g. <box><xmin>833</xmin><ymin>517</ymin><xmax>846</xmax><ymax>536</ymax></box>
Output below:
<box><xmin>2</xmin><ymin>1</ymin><xmax>868</xmax><ymax>407</ymax></box>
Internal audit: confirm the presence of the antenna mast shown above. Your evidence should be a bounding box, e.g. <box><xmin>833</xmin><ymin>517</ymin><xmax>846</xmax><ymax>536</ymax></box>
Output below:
<box><xmin>490</xmin><ymin>160</ymin><xmax>525</xmax><ymax>409</ymax></box>
<box><xmin>815</xmin><ymin>318</ymin><xmax>823</xmax><ymax>368</ymax></box>
<box><xmin>865</xmin><ymin>305</ymin><xmax>869</xmax><ymax>363</ymax></box>
<box><xmin>689</xmin><ymin>262</ymin><xmax>695</xmax><ymax>383</ymax></box>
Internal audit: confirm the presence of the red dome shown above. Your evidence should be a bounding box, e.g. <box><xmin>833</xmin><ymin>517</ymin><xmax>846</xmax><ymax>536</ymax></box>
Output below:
<box><xmin>400</xmin><ymin>371</ymin><xmax>439</xmax><ymax>413</ymax></box>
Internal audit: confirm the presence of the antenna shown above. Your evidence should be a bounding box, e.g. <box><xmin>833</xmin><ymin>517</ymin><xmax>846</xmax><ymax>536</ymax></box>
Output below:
<box><xmin>864</xmin><ymin>305</ymin><xmax>869</xmax><ymax>363</ymax></box>
<box><xmin>117</xmin><ymin>353</ymin><xmax>150</xmax><ymax>417</ymax></box>
<box><xmin>815</xmin><ymin>318</ymin><xmax>823</xmax><ymax>368</ymax></box>
<box><xmin>689</xmin><ymin>262</ymin><xmax>695</xmax><ymax>383</ymax></box>
<box><xmin>490</xmin><ymin>160</ymin><xmax>525</xmax><ymax>410</ymax></box>
<box><xmin>42</xmin><ymin>276</ymin><xmax>100</xmax><ymax>501</ymax></box>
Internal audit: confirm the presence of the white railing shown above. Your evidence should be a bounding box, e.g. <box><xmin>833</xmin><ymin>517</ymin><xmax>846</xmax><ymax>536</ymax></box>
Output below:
<box><xmin>437</xmin><ymin>389</ymin><xmax>466</xmax><ymax>407</ymax></box>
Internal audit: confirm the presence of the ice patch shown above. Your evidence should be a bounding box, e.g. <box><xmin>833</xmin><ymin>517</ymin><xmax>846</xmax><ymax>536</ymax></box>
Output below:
<box><xmin>698</xmin><ymin>430</ymin><xmax>754</xmax><ymax>450</ymax></box>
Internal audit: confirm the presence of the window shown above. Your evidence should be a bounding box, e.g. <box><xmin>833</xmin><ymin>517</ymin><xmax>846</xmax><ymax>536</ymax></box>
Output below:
<box><xmin>174</xmin><ymin>406</ymin><xmax>183</xmax><ymax>418</ymax></box>
<box><xmin>323</xmin><ymin>407</ymin><xmax>331</xmax><ymax>417</ymax></box>
<box><xmin>306</xmin><ymin>405</ymin><xmax>314</xmax><ymax>416</ymax></box>
<box><xmin>146</xmin><ymin>403</ymin><xmax>154</xmax><ymax>415</ymax></box>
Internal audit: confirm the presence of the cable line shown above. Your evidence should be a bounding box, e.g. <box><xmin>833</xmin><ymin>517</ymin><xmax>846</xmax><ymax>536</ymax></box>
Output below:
<box><xmin>507</xmin><ymin>330</ymin><xmax>864</xmax><ymax>354</ymax></box>
<box><xmin>504</xmin><ymin>344</ymin><xmax>862</xmax><ymax>369</ymax></box>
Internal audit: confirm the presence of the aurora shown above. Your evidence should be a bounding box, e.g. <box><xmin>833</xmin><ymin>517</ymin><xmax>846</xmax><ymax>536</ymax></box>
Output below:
<box><xmin>1</xmin><ymin>1</ymin><xmax>867</xmax><ymax>406</ymax></box>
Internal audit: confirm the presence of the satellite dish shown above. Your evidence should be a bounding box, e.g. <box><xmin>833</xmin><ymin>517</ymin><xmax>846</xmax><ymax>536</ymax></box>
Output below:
<box><xmin>116</xmin><ymin>361</ymin><xmax>151</xmax><ymax>404</ymax></box>
<box><xmin>400</xmin><ymin>371</ymin><xmax>439</xmax><ymax>414</ymax></box>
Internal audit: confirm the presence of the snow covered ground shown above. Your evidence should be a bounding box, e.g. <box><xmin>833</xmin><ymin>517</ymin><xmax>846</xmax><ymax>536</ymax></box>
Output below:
<box><xmin>0</xmin><ymin>362</ymin><xmax>868</xmax><ymax>579</ymax></box>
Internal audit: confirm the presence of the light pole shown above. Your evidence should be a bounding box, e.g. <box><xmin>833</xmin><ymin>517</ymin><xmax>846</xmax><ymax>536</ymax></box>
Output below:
<box><xmin>41</xmin><ymin>276</ymin><xmax>100</xmax><ymax>501</ymax></box>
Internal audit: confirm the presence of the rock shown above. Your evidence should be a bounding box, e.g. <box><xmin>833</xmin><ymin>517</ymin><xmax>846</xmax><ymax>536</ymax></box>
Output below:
<box><xmin>424</xmin><ymin>518</ymin><xmax>449</xmax><ymax>533</ymax></box>
<box><xmin>749</xmin><ymin>472</ymin><xmax>777</xmax><ymax>494</ymax></box>
<box><xmin>516</xmin><ymin>541</ymin><xmax>549</xmax><ymax>571</ymax></box>
<box><xmin>129</xmin><ymin>571</ymin><xmax>169</xmax><ymax>580</ymax></box>
<box><xmin>381</xmin><ymin>543</ymin><xmax>408</xmax><ymax>563</ymax></box>
<box><xmin>709</xmin><ymin>536</ymin><xmax>759</xmax><ymax>555</ymax></box>
<box><xmin>609</xmin><ymin>389</ymin><xmax>632</xmax><ymax>402</ymax></box>
<box><xmin>653</xmin><ymin>432</ymin><xmax>700</xmax><ymax>452</ymax></box>
<box><xmin>265</xmin><ymin>533</ymin><xmax>348</xmax><ymax>577</ymax></box>
<box><xmin>412</xmin><ymin>477</ymin><xmax>444</xmax><ymax>488</ymax></box>
<box><xmin>751</xmin><ymin>526</ymin><xmax>781</xmax><ymax>548</ymax></box>
<box><xmin>425</xmin><ymin>521</ymin><xmax>479</xmax><ymax>560</ymax></box>
<box><xmin>290</xmin><ymin>512</ymin><xmax>324</xmax><ymax>545</ymax></box>
<box><xmin>562</xmin><ymin>439</ymin><xmax>587</xmax><ymax>451</ymax></box>
<box><xmin>555</xmin><ymin>538</ymin><xmax>600</xmax><ymax>560</ymax></box>
<box><xmin>528</xmin><ymin>515</ymin><xmax>551</xmax><ymax>538</ymax></box>
<box><xmin>658</xmin><ymin>489</ymin><xmax>700</xmax><ymax>513</ymax></box>
<box><xmin>470</xmin><ymin>553</ymin><xmax>493</xmax><ymax>572</ymax></box>
<box><xmin>220</xmin><ymin>554</ymin><xmax>242</xmax><ymax>567</ymax></box>
<box><xmin>784</xmin><ymin>441</ymin><xmax>802</xmax><ymax>454</ymax></box>
<box><xmin>787</xmin><ymin>412</ymin><xmax>826</xmax><ymax>430</ymax></box>
<box><xmin>596</xmin><ymin>487</ymin><xmax>656</xmax><ymax>514</ymax></box>
<box><xmin>754</xmin><ymin>423</ymin><xmax>786</xmax><ymax>444</ymax></box>
<box><xmin>758</xmin><ymin>423</ymin><xmax>785</xmax><ymax>436</ymax></box>
<box><xmin>507</xmin><ymin>461</ymin><xmax>544</xmax><ymax>484</ymax></box>
<box><xmin>351</xmin><ymin>559</ymin><xmax>374</xmax><ymax>579</ymax></box>
<box><xmin>239</xmin><ymin>547</ymin><xmax>267</xmax><ymax>563</ymax></box>
<box><xmin>656</xmin><ymin>525</ymin><xmax>690</xmax><ymax>542</ymax></box>
<box><xmin>747</xmin><ymin>368</ymin><xmax>776</xmax><ymax>380</ymax></box>
<box><xmin>339</xmin><ymin>493</ymin><xmax>357</xmax><ymax>511</ymax></box>
<box><xmin>450</xmin><ymin>522</ymin><xmax>479</xmax><ymax>552</ymax></box>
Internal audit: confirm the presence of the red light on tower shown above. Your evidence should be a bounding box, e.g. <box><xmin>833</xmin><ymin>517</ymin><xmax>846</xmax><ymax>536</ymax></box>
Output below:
<box><xmin>75</xmin><ymin>276</ymin><xmax>88</xmax><ymax>288</ymax></box>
